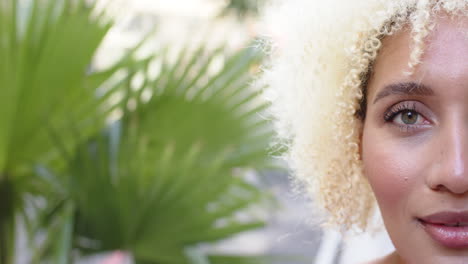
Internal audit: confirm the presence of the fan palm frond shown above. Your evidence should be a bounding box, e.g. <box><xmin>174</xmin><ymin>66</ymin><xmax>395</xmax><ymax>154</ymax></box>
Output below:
<box><xmin>0</xmin><ymin>1</ymin><xmax>148</xmax><ymax>263</ymax></box>
<box><xmin>45</xmin><ymin>44</ymin><xmax>278</xmax><ymax>263</ymax></box>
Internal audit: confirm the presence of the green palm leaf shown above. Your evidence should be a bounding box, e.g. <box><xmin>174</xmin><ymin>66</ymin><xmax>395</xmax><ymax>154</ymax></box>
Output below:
<box><xmin>42</xmin><ymin>44</ymin><xmax>277</xmax><ymax>263</ymax></box>
<box><xmin>0</xmin><ymin>0</ymin><xmax>110</xmax><ymax>174</ymax></box>
<box><xmin>0</xmin><ymin>0</ymin><xmax>281</xmax><ymax>263</ymax></box>
<box><xmin>0</xmin><ymin>1</ymin><xmax>151</xmax><ymax>263</ymax></box>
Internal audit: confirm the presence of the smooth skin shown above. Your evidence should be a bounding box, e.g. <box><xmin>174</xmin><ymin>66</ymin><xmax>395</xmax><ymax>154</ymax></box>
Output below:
<box><xmin>362</xmin><ymin>14</ymin><xmax>468</xmax><ymax>264</ymax></box>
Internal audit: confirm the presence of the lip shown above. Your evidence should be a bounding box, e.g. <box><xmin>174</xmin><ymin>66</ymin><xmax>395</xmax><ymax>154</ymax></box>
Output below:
<box><xmin>419</xmin><ymin>211</ymin><xmax>468</xmax><ymax>249</ymax></box>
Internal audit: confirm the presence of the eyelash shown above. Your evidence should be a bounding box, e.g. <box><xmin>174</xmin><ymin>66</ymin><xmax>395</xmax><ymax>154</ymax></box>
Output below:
<box><xmin>383</xmin><ymin>101</ymin><xmax>418</xmax><ymax>122</ymax></box>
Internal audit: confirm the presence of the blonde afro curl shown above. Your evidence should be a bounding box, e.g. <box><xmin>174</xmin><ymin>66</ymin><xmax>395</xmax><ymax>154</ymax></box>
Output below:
<box><xmin>259</xmin><ymin>0</ymin><xmax>468</xmax><ymax>231</ymax></box>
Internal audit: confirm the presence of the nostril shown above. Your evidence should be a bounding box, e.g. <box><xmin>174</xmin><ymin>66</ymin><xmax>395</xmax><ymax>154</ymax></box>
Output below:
<box><xmin>433</xmin><ymin>184</ymin><xmax>448</xmax><ymax>192</ymax></box>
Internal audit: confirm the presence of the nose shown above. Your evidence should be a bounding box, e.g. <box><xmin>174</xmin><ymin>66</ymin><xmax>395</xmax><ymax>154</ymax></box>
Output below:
<box><xmin>426</xmin><ymin>120</ymin><xmax>468</xmax><ymax>195</ymax></box>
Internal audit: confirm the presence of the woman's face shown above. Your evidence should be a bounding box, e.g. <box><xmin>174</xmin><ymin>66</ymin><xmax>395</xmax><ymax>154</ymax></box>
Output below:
<box><xmin>362</xmin><ymin>15</ymin><xmax>468</xmax><ymax>264</ymax></box>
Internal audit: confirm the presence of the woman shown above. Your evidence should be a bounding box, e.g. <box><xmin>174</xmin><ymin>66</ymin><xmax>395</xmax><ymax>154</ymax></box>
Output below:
<box><xmin>260</xmin><ymin>0</ymin><xmax>468</xmax><ymax>263</ymax></box>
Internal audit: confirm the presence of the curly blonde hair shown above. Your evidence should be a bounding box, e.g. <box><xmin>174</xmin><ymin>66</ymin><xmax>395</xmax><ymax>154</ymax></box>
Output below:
<box><xmin>259</xmin><ymin>0</ymin><xmax>468</xmax><ymax>231</ymax></box>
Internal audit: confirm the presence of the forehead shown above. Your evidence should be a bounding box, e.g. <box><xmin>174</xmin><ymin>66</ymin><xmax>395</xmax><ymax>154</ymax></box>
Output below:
<box><xmin>367</xmin><ymin>14</ymin><xmax>468</xmax><ymax>98</ymax></box>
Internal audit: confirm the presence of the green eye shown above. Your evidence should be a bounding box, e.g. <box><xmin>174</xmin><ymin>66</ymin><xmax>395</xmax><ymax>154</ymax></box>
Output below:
<box><xmin>400</xmin><ymin>110</ymin><xmax>418</xmax><ymax>124</ymax></box>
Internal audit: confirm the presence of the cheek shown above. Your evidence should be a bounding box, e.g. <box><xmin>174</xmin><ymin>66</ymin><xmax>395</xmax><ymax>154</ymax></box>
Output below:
<box><xmin>361</xmin><ymin>130</ymin><xmax>419</xmax><ymax>210</ymax></box>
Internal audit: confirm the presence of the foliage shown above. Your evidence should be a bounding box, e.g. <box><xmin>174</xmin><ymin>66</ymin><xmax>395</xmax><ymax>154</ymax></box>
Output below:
<box><xmin>35</xmin><ymin>44</ymin><xmax>275</xmax><ymax>263</ymax></box>
<box><xmin>219</xmin><ymin>0</ymin><xmax>266</xmax><ymax>18</ymax></box>
<box><xmin>0</xmin><ymin>0</ymin><xmax>280</xmax><ymax>263</ymax></box>
<box><xmin>0</xmin><ymin>0</ymin><xmax>115</xmax><ymax>263</ymax></box>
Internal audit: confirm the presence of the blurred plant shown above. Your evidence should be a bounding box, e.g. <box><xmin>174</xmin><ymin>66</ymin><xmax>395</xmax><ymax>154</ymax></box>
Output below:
<box><xmin>34</xmin><ymin>44</ymin><xmax>277</xmax><ymax>263</ymax></box>
<box><xmin>0</xmin><ymin>0</ymin><xmax>116</xmax><ymax>263</ymax></box>
<box><xmin>219</xmin><ymin>0</ymin><xmax>266</xmax><ymax>19</ymax></box>
<box><xmin>0</xmin><ymin>0</ymin><xmax>283</xmax><ymax>264</ymax></box>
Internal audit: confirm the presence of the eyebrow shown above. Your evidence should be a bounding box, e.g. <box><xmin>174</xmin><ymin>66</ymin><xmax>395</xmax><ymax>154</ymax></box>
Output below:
<box><xmin>372</xmin><ymin>82</ymin><xmax>435</xmax><ymax>104</ymax></box>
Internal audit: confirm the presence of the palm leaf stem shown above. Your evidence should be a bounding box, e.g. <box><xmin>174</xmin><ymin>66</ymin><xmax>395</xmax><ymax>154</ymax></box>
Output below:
<box><xmin>0</xmin><ymin>175</ymin><xmax>15</xmax><ymax>264</ymax></box>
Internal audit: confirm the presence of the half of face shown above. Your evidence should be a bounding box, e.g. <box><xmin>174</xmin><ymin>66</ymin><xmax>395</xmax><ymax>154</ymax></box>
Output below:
<box><xmin>361</xmin><ymin>14</ymin><xmax>468</xmax><ymax>264</ymax></box>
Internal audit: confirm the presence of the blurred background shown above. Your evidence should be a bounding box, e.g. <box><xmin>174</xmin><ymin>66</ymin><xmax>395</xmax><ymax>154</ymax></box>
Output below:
<box><xmin>0</xmin><ymin>0</ymin><xmax>393</xmax><ymax>263</ymax></box>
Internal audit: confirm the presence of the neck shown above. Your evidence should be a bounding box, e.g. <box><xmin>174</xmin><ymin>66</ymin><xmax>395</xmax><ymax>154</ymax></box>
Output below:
<box><xmin>369</xmin><ymin>251</ymin><xmax>404</xmax><ymax>264</ymax></box>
